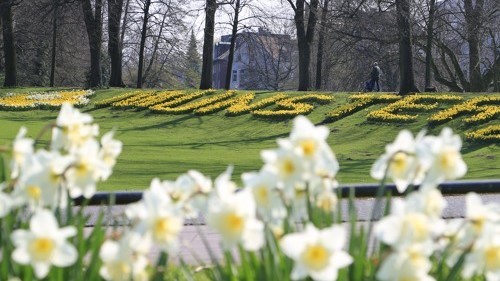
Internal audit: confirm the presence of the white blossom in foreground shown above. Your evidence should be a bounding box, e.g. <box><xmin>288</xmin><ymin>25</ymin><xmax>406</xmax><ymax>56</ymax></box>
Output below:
<box><xmin>374</xmin><ymin>199</ymin><xmax>435</xmax><ymax>249</ymax></box>
<box><xmin>407</xmin><ymin>185</ymin><xmax>446</xmax><ymax>218</ymax></box>
<box><xmin>206</xmin><ymin>187</ymin><xmax>264</xmax><ymax>251</ymax></box>
<box><xmin>315</xmin><ymin>188</ymin><xmax>338</xmax><ymax>214</ymax></box>
<box><xmin>99</xmin><ymin>131</ymin><xmax>122</xmax><ymax>169</ymax></box>
<box><xmin>261</xmin><ymin>147</ymin><xmax>307</xmax><ymax>194</ymax></box>
<box><xmin>10</xmin><ymin>126</ymin><xmax>34</xmax><ymax>179</ymax></box>
<box><xmin>175</xmin><ymin>170</ymin><xmax>213</xmax><ymax>217</ymax></box>
<box><xmin>99</xmin><ymin>234</ymin><xmax>149</xmax><ymax>281</ymax></box>
<box><xmin>280</xmin><ymin>224</ymin><xmax>352</xmax><ymax>281</ymax></box>
<box><xmin>126</xmin><ymin>179</ymin><xmax>183</xmax><ymax>253</ymax></box>
<box><xmin>51</xmin><ymin>103</ymin><xmax>98</xmax><ymax>151</ymax></box>
<box><xmin>0</xmin><ymin>183</ymin><xmax>13</xmax><ymax>217</ymax></box>
<box><xmin>242</xmin><ymin>169</ymin><xmax>286</xmax><ymax>222</ymax></box>
<box><xmin>462</xmin><ymin>225</ymin><xmax>500</xmax><ymax>281</ymax></box>
<box><xmin>371</xmin><ymin>130</ymin><xmax>423</xmax><ymax>193</ymax></box>
<box><xmin>65</xmin><ymin>139</ymin><xmax>110</xmax><ymax>199</ymax></box>
<box><xmin>377</xmin><ymin>245</ymin><xmax>434</xmax><ymax>281</ymax></box>
<box><xmin>418</xmin><ymin>127</ymin><xmax>467</xmax><ymax>186</ymax></box>
<box><xmin>278</xmin><ymin>116</ymin><xmax>339</xmax><ymax>179</ymax></box>
<box><xmin>13</xmin><ymin>150</ymin><xmax>73</xmax><ymax>209</ymax></box>
<box><xmin>11</xmin><ymin>209</ymin><xmax>77</xmax><ymax>278</ymax></box>
<box><xmin>462</xmin><ymin>193</ymin><xmax>500</xmax><ymax>242</ymax></box>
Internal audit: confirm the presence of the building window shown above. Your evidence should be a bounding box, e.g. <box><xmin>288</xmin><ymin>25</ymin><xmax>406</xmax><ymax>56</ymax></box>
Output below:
<box><xmin>232</xmin><ymin>70</ymin><xmax>237</xmax><ymax>82</ymax></box>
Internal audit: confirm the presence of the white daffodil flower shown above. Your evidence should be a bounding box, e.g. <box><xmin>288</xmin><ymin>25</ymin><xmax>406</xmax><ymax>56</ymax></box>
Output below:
<box><xmin>206</xmin><ymin>188</ymin><xmax>264</xmax><ymax>251</ymax></box>
<box><xmin>13</xmin><ymin>150</ymin><xmax>73</xmax><ymax>209</ymax></box>
<box><xmin>154</xmin><ymin>170</ymin><xmax>213</xmax><ymax>218</ymax></box>
<box><xmin>440</xmin><ymin>219</ymin><xmax>468</xmax><ymax>262</ymax></box>
<box><xmin>371</xmin><ymin>130</ymin><xmax>424</xmax><ymax>193</ymax></box>
<box><xmin>418</xmin><ymin>127</ymin><xmax>467</xmax><ymax>186</ymax></box>
<box><xmin>10</xmin><ymin>126</ymin><xmax>34</xmax><ymax>179</ymax></box>
<box><xmin>464</xmin><ymin>193</ymin><xmax>500</xmax><ymax>238</ymax></box>
<box><xmin>276</xmin><ymin>116</ymin><xmax>339</xmax><ymax>182</ymax></box>
<box><xmin>126</xmin><ymin>181</ymin><xmax>183</xmax><ymax>253</ymax></box>
<box><xmin>406</xmin><ymin>185</ymin><xmax>447</xmax><ymax>219</ymax></box>
<box><xmin>11</xmin><ymin>209</ymin><xmax>77</xmax><ymax>279</ymax></box>
<box><xmin>462</xmin><ymin>225</ymin><xmax>500</xmax><ymax>281</ymax></box>
<box><xmin>242</xmin><ymin>169</ymin><xmax>286</xmax><ymax>222</ymax></box>
<box><xmin>288</xmin><ymin>116</ymin><xmax>330</xmax><ymax>159</ymax></box>
<box><xmin>374</xmin><ymin>199</ymin><xmax>435</xmax><ymax>249</ymax></box>
<box><xmin>315</xmin><ymin>189</ymin><xmax>338</xmax><ymax>213</ymax></box>
<box><xmin>51</xmin><ymin>103</ymin><xmax>99</xmax><ymax>151</ymax></box>
<box><xmin>213</xmin><ymin>165</ymin><xmax>237</xmax><ymax>201</ymax></box>
<box><xmin>262</xmin><ymin>147</ymin><xmax>307</xmax><ymax>190</ymax></box>
<box><xmin>65</xmin><ymin>139</ymin><xmax>110</xmax><ymax>199</ymax></box>
<box><xmin>99</xmin><ymin>131</ymin><xmax>122</xmax><ymax>169</ymax></box>
<box><xmin>377</xmin><ymin>245</ymin><xmax>435</xmax><ymax>281</ymax></box>
<box><xmin>280</xmin><ymin>223</ymin><xmax>352</xmax><ymax>281</ymax></box>
<box><xmin>0</xmin><ymin>183</ymin><xmax>13</xmax><ymax>217</ymax></box>
<box><xmin>99</xmin><ymin>233</ymin><xmax>149</xmax><ymax>281</ymax></box>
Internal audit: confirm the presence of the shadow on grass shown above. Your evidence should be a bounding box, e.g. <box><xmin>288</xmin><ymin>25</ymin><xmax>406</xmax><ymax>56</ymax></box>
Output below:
<box><xmin>122</xmin><ymin>130</ymin><xmax>290</xmax><ymax>149</ymax></box>
<box><xmin>461</xmin><ymin>142</ymin><xmax>498</xmax><ymax>154</ymax></box>
<box><xmin>119</xmin><ymin>114</ymin><xmax>202</xmax><ymax>131</ymax></box>
<box><xmin>335</xmin><ymin>159</ymin><xmax>372</xmax><ymax>183</ymax></box>
<box><xmin>1</xmin><ymin>115</ymin><xmax>57</xmax><ymax>122</ymax></box>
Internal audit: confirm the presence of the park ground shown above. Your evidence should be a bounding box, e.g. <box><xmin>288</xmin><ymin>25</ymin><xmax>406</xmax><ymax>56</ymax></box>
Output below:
<box><xmin>0</xmin><ymin>87</ymin><xmax>498</xmax><ymax>191</ymax></box>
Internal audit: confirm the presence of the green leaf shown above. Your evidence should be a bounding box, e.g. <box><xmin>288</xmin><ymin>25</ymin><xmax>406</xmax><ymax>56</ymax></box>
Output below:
<box><xmin>152</xmin><ymin>252</ymin><xmax>169</xmax><ymax>281</ymax></box>
<box><xmin>83</xmin><ymin>210</ymin><xmax>106</xmax><ymax>280</ymax></box>
<box><xmin>444</xmin><ymin>251</ymin><xmax>468</xmax><ymax>281</ymax></box>
<box><xmin>0</xmin><ymin>154</ymin><xmax>7</xmax><ymax>183</ymax></box>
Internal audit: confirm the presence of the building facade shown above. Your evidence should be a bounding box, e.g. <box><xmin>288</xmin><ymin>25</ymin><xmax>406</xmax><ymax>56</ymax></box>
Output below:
<box><xmin>212</xmin><ymin>28</ymin><xmax>296</xmax><ymax>90</ymax></box>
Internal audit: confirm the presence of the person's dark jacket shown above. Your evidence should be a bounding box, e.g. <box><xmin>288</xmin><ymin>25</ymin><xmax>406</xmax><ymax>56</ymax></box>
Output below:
<box><xmin>371</xmin><ymin>66</ymin><xmax>381</xmax><ymax>80</ymax></box>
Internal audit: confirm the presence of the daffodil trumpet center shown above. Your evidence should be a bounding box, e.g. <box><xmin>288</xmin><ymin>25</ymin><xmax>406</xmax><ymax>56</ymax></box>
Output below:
<box><xmin>301</xmin><ymin>244</ymin><xmax>330</xmax><ymax>271</ymax></box>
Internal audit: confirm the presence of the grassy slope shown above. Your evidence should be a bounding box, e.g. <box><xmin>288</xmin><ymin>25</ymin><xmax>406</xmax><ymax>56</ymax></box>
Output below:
<box><xmin>0</xmin><ymin>87</ymin><xmax>498</xmax><ymax>191</ymax></box>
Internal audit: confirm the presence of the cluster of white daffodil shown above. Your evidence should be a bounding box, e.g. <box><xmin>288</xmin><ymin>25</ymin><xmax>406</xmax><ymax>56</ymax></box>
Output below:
<box><xmin>2</xmin><ymin>103</ymin><xmax>122</xmax><ymax>279</ymax></box>
<box><xmin>371</xmin><ymin>128</ymin><xmax>500</xmax><ymax>281</ymax></box>
<box><xmin>2</xmin><ymin>103</ymin><xmax>499</xmax><ymax>281</ymax></box>
<box><xmin>103</xmin><ymin>115</ymin><xmax>350</xmax><ymax>281</ymax></box>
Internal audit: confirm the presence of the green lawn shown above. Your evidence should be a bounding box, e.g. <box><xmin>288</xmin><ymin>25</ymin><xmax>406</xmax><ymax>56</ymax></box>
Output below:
<box><xmin>0</xmin><ymin>87</ymin><xmax>498</xmax><ymax>191</ymax></box>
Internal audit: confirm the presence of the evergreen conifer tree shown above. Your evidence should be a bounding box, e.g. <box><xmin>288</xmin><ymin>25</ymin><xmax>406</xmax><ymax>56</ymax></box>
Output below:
<box><xmin>185</xmin><ymin>31</ymin><xmax>201</xmax><ymax>88</ymax></box>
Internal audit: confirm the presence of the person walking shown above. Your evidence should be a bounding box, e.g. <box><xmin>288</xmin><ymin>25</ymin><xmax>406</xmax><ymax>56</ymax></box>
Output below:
<box><xmin>370</xmin><ymin>62</ymin><xmax>381</xmax><ymax>92</ymax></box>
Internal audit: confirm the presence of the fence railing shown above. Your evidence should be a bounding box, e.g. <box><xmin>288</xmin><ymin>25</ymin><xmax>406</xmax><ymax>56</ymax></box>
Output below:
<box><xmin>73</xmin><ymin>179</ymin><xmax>500</xmax><ymax>206</ymax></box>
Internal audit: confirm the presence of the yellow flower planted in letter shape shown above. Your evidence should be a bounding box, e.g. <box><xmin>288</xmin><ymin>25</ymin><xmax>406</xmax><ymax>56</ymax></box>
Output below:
<box><xmin>0</xmin><ymin>90</ymin><xmax>94</xmax><ymax>110</ymax></box>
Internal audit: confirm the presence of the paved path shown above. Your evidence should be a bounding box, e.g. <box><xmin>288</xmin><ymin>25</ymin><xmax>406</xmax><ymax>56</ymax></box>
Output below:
<box><xmin>83</xmin><ymin>194</ymin><xmax>500</xmax><ymax>264</ymax></box>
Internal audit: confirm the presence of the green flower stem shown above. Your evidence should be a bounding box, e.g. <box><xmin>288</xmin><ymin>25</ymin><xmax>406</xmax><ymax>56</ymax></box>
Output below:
<box><xmin>0</xmin><ymin>154</ymin><xmax>7</xmax><ymax>183</ymax></box>
<box><xmin>152</xmin><ymin>252</ymin><xmax>169</xmax><ymax>281</ymax></box>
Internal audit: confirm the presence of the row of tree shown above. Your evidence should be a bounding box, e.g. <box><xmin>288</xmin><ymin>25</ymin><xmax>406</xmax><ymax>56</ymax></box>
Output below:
<box><xmin>0</xmin><ymin>0</ymin><xmax>498</xmax><ymax>93</ymax></box>
<box><xmin>0</xmin><ymin>0</ymin><xmax>195</xmax><ymax>89</ymax></box>
<box><xmin>199</xmin><ymin>0</ymin><xmax>498</xmax><ymax>93</ymax></box>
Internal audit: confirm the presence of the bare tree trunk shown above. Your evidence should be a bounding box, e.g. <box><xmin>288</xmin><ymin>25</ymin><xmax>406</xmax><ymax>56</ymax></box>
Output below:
<box><xmin>82</xmin><ymin>0</ymin><xmax>103</xmax><ymax>88</ymax></box>
<box><xmin>315</xmin><ymin>0</ymin><xmax>329</xmax><ymax>90</ymax></box>
<box><xmin>424</xmin><ymin>0</ymin><xmax>435</xmax><ymax>90</ymax></box>
<box><xmin>108</xmin><ymin>0</ymin><xmax>124</xmax><ymax>87</ymax></box>
<box><xmin>290</xmin><ymin>0</ymin><xmax>319</xmax><ymax>91</ymax></box>
<box><xmin>464</xmin><ymin>0</ymin><xmax>484</xmax><ymax>92</ymax></box>
<box><xmin>49</xmin><ymin>1</ymin><xmax>58</xmax><ymax>87</ymax></box>
<box><xmin>200</xmin><ymin>0</ymin><xmax>216</xmax><ymax>89</ymax></box>
<box><xmin>136</xmin><ymin>0</ymin><xmax>151</xmax><ymax>89</ymax></box>
<box><xmin>120</xmin><ymin>0</ymin><xmax>130</xmax><ymax>46</ymax></box>
<box><xmin>491</xmin><ymin>30</ymin><xmax>499</xmax><ymax>92</ymax></box>
<box><xmin>396</xmin><ymin>0</ymin><xmax>419</xmax><ymax>94</ymax></box>
<box><xmin>1</xmin><ymin>0</ymin><xmax>17</xmax><ymax>87</ymax></box>
<box><xmin>224</xmin><ymin>0</ymin><xmax>240</xmax><ymax>90</ymax></box>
